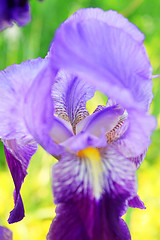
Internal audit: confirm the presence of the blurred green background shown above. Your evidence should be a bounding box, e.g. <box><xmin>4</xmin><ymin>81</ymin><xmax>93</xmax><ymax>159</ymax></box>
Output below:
<box><xmin>0</xmin><ymin>0</ymin><xmax>160</xmax><ymax>239</ymax></box>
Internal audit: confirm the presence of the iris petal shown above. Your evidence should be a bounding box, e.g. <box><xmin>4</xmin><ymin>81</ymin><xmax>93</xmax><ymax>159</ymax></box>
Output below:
<box><xmin>0</xmin><ymin>58</ymin><xmax>46</xmax><ymax>140</ymax></box>
<box><xmin>52</xmin><ymin>70</ymin><xmax>94</xmax><ymax>133</ymax></box>
<box><xmin>24</xmin><ymin>63</ymin><xmax>63</xmax><ymax>156</ymax></box>
<box><xmin>116</xmin><ymin>109</ymin><xmax>156</xmax><ymax>158</ymax></box>
<box><xmin>50</xmin><ymin>116</ymin><xmax>73</xmax><ymax>143</ymax></box>
<box><xmin>0</xmin><ymin>58</ymin><xmax>56</xmax><ymax>222</ymax></box>
<box><xmin>128</xmin><ymin>195</ymin><xmax>146</xmax><ymax>209</ymax></box>
<box><xmin>50</xmin><ymin>8</ymin><xmax>153</xmax><ymax>111</ymax></box>
<box><xmin>3</xmin><ymin>139</ymin><xmax>37</xmax><ymax>223</ymax></box>
<box><xmin>47</xmin><ymin>198</ymin><xmax>131</xmax><ymax>240</ymax></box>
<box><xmin>49</xmin><ymin>145</ymin><xmax>137</xmax><ymax>239</ymax></box>
<box><xmin>81</xmin><ymin>105</ymin><xmax>124</xmax><ymax>137</ymax></box>
<box><xmin>64</xmin><ymin>8</ymin><xmax>145</xmax><ymax>42</ymax></box>
<box><xmin>61</xmin><ymin>131</ymin><xmax>107</xmax><ymax>153</ymax></box>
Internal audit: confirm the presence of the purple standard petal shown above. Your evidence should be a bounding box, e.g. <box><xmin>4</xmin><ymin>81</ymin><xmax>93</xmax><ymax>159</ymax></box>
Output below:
<box><xmin>0</xmin><ymin>226</ymin><xmax>12</xmax><ymax>240</ymax></box>
<box><xmin>65</xmin><ymin>8</ymin><xmax>145</xmax><ymax>42</ymax></box>
<box><xmin>48</xmin><ymin>145</ymin><xmax>137</xmax><ymax>239</ymax></box>
<box><xmin>52</xmin><ymin>70</ymin><xmax>95</xmax><ymax>133</ymax></box>
<box><xmin>3</xmin><ymin>139</ymin><xmax>37</xmax><ymax>223</ymax></box>
<box><xmin>24</xmin><ymin>63</ymin><xmax>63</xmax><ymax>157</ymax></box>
<box><xmin>0</xmin><ymin>0</ymin><xmax>31</xmax><ymax>31</ymax></box>
<box><xmin>50</xmin><ymin>8</ymin><xmax>153</xmax><ymax>112</ymax></box>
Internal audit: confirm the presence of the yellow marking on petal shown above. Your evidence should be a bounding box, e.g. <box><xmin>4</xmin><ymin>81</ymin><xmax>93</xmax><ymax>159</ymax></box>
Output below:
<box><xmin>78</xmin><ymin>147</ymin><xmax>103</xmax><ymax>199</ymax></box>
<box><xmin>77</xmin><ymin>147</ymin><xmax>100</xmax><ymax>159</ymax></box>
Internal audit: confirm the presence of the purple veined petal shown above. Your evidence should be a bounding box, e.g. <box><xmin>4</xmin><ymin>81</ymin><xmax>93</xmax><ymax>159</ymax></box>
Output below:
<box><xmin>106</xmin><ymin>118</ymin><xmax>129</xmax><ymax>145</ymax></box>
<box><xmin>48</xmin><ymin>145</ymin><xmax>137</xmax><ymax>239</ymax></box>
<box><xmin>129</xmin><ymin>150</ymin><xmax>146</xmax><ymax>169</ymax></box>
<box><xmin>79</xmin><ymin>105</ymin><xmax>124</xmax><ymax>137</ymax></box>
<box><xmin>116</xmin><ymin>109</ymin><xmax>156</xmax><ymax>158</ymax></box>
<box><xmin>0</xmin><ymin>226</ymin><xmax>12</xmax><ymax>240</ymax></box>
<box><xmin>0</xmin><ymin>58</ymin><xmax>47</xmax><ymax>141</ymax></box>
<box><xmin>50</xmin><ymin>8</ymin><xmax>153</xmax><ymax>112</ymax></box>
<box><xmin>52</xmin><ymin>70</ymin><xmax>95</xmax><ymax>134</ymax></box>
<box><xmin>0</xmin><ymin>0</ymin><xmax>31</xmax><ymax>31</ymax></box>
<box><xmin>100</xmin><ymin>145</ymin><xmax>137</xmax><ymax>200</ymax></box>
<box><xmin>47</xmin><ymin>198</ymin><xmax>131</xmax><ymax>240</ymax></box>
<box><xmin>24</xmin><ymin>62</ymin><xmax>63</xmax><ymax>157</ymax></box>
<box><xmin>3</xmin><ymin>139</ymin><xmax>37</xmax><ymax>223</ymax></box>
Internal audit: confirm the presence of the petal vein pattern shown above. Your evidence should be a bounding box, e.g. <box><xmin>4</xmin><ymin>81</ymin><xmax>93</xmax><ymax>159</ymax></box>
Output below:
<box><xmin>52</xmin><ymin>70</ymin><xmax>95</xmax><ymax>134</ymax></box>
<box><xmin>48</xmin><ymin>145</ymin><xmax>136</xmax><ymax>240</ymax></box>
<box><xmin>77</xmin><ymin>147</ymin><xmax>103</xmax><ymax>199</ymax></box>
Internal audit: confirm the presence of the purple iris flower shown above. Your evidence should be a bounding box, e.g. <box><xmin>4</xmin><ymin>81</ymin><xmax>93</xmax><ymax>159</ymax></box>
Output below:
<box><xmin>46</xmin><ymin>8</ymin><xmax>156</xmax><ymax>238</ymax></box>
<box><xmin>0</xmin><ymin>226</ymin><xmax>12</xmax><ymax>240</ymax></box>
<box><xmin>0</xmin><ymin>0</ymin><xmax>31</xmax><ymax>31</ymax></box>
<box><xmin>0</xmin><ymin>8</ymin><xmax>156</xmax><ymax>240</ymax></box>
